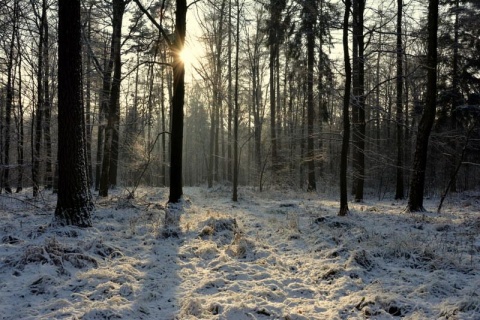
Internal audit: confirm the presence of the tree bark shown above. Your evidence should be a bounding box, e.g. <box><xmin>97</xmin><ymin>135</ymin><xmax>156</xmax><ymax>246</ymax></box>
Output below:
<box><xmin>395</xmin><ymin>0</ymin><xmax>405</xmax><ymax>200</ymax></box>
<box><xmin>339</xmin><ymin>0</ymin><xmax>352</xmax><ymax>216</ymax></box>
<box><xmin>32</xmin><ymin>0</ymin><xmax>46</xmax><ymax>198</ymax></box>
<box><xmin>99</xmin><ymin>0</ymin><xmax>125</xmax><ymax>197</ymax></box>
<box><xmin>44</xmin><ymin>11</ymin><xmax>53</xmax><ymax>190</ymax></box>
<box><xmin>3</xmin><ymin>0</ymin><xmax>18</xmax><ymax>194</ymax></box>
<box><xmin>407</xmin><ymin>0</ymin><xmax>439</xmax><ymax>212</ymax></box>
<box><xmin>168</xmin><ymin>0</ymin><xmax>187</xmax><ymax>203</ymax></box>
<box><xmin>55</xmin><ymin>0</ymin><xmax>94</xmax><ymax>227</ymax></box>
<box><xmin>227</xmin><ymin>0</ymin><xmax>233</xmax><ymax>182</ymax></box>
<box><xmin>85</xmin><ymin>9</ymin><xmax>94</xmax><ymax>187</ymax></box>
<box><xmin>95</xmin><ymin>40</ymin><xmax>114</xmax><ymax>191</ymax></box>
<box><xmin>15</xmin><ymin>19</ymin><xmax>24</xmax><ymax>193</ymax></box>
<box><xmin>268</xmin><ymin>0</ymin><xmax>286</xmax><ymax>174</ymax></box>
<box><xmin>351</xmin><ymin>0</ymin><xmax>366</xmax><ymax>202</ymax></box>
<box><xmin>232</xmin><ymin>0</ymin><xmax>241</xmax><ymax>202</ymax></box>
<box><xmin>305</xmin><ymin>0</ymin><xmax>317</xmax><ymax>191</ymax></box>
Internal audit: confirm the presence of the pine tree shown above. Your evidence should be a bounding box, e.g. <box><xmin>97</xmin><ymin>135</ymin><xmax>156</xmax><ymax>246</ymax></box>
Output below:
<box><xmin>54</xmin><ymin>0</ymin><xmax>94</xmax><ymax>227</ymax></box>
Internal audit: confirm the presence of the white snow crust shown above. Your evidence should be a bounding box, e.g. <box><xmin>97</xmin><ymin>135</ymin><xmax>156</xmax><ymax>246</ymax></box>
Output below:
<box><xmin>0</xmin><ymin>187</ymin><xmax>479</xmax><ymax>319</ymax></box>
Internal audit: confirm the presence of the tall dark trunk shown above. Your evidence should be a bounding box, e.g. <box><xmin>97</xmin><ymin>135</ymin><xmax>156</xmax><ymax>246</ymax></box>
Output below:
<box><xmin>32</xmin><ymin>1</ymin><xmax>46</xmax><ymax>198</ymax></box>
<box><xmin>99</xmin><ymin>0</ymin><xmax>125</xmax><ymax>197</ymax></box>
<box><xmin>269</xmin><ymin>42</ymin><xmax>278</xmax><ymax>173</ymax></box>
<box><xmin>351</xmin><ymin>0</ymin><xmax>366</xmax><ymax>202</ymax></box>
<box><xmin>85</xmin><ymin>11</ymin><xmax>93</xmax><ymax>187</ymax></box>
<box><xmin>305</xmin><ymin>0</ymin><xmax>317</xmax><ymax>191</ymax></box>
<box><xmin>227</xmin><ymin>0</ymin><xmax>233</xmax><ymax>182</ymax></box>
<box><xmin>168</xmin><ymin>0</ymin><xmax>187</xmax><ymax>203</ymax></box>
<box><xmin>16</xmin><ymin>22</ymin><xmax>24</xmax><ymax>193</ymax></box>
<box><xmin>395</xmin><ymin>0</ymin><xmax>405</xmax><ymax>200</ymax></box>
<box><xmin>268</xmin><ymin>0</ymin><xmax>285</xmax><ymax>174</ymax></box>
<box><xmin>339</xmin><ymin>0</ymin><xmax>352</xmax><ymax>216</ymax></box>
<box><xmin>3</xmin><ymin>0</ymin><xmax>18</xmax><ymax>194</ymax></box>
<box><xmin>44</xmin><ymin>14</ymin><xmax>53</xmax><ymax>190</ymax></box>
<box><xmin>251</xmin><ymin>53</ymin><xmax>262</xmax><ymax>180</ymax></box>
<box><xmin>232</xmin><ymin>0</ymin><xmax>241</xmax><ymax>202</ymax></box>
<box><xmin>407</xmin><ymin>0</ymin><xmax>439</xmax><ymax>212</ymax></box>
<box><xmin>95</xmin><ymin>37</ymin><xmax>115</xmax><ymax>191</ymax></box>
<box><xmin>208</xmin><ymin>99</ymin><xmax>215</xmax><ymax>188</ymax></box>
<box><xmin>161</xmin><ymin>47</ymin><xmax>168</xmax><ymax>187</ymax></box>
<box><xmin>55</xmin><ymin>0</ymin><xmax>94</xmax><ymax>227</ymax></box>
<box><xmin>449</xmin><ymin>0</ymin><xmax>461</xmax><ymax>193</ymax></box>
<box><xmin>317</xmin><ymin>0</ymin><xmax>326</xmax><ymax>179</ymax></box>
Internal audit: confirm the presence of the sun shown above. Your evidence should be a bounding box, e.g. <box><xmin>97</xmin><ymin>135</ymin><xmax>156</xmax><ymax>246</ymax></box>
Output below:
<box><xmin>179</xmin><ymin>42</ymin><xmax>199</xmax><ymax>67</ymax></box>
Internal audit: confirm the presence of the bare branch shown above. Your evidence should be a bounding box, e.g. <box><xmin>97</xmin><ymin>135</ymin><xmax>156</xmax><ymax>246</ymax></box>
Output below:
<box><xmin>132</xmin><ymin>0</ymin><xmax>172</xmax><ymax>47</ymax></box>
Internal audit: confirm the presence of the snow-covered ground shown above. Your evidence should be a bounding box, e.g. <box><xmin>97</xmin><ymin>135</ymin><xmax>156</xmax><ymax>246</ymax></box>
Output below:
<box><xmin>0</xmin><ymin>186</ymin><xmax>479</xmax><ymax>319</ymax></box>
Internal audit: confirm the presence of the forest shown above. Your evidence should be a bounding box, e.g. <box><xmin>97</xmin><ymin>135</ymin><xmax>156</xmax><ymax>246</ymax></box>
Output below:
<box><xmin>0</xmin><ymin>0</ymin><xmax>479</xmax><ymax>211</ymax></box>
<box><xmin>0</xmin><ymin>0</ymin><xmax>479</xmax><ymax>319</ymax></box>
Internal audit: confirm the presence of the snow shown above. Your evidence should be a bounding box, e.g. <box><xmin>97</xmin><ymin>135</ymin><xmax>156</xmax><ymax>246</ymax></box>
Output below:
<box><xmin>1</xmin><ymin>187</ymin><xmax>479</xmax><ymax>319</ymax></box>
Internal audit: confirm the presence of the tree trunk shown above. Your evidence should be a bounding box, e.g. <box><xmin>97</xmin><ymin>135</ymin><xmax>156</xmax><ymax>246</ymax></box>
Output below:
<box><xmin>305</xmin><ymin>0</ymin><xmax>317</xmax><ymax>191</ymax></box>
<box><xmin>161</xmin><ymin>47</ymin><xmax>168</xmax><ymax>187</ymax></box>
<box><xmin>407</xmin><ymin>0</ymin><xmax>439</xmax><ymax>212</ymax></box>
<box><xmin>99</xmin><ymin>0</ymin><xmax>125</xmax><ymax>197</ymax></box>
<box><xmin>351</xmin><ymin>0</ymin><xmax>366</xmax><ymax>202</ymax></box>
<box><xmin>232</xmin><ymin>0</ymin><xmax>241</xmax><ymax>202</ymax></box>
<box><xmin>3</xmin><ymin>0</ymin><xmax>18</xmax><ymax>194</ymax></box>
<box><xmin>269</xmin><ymin>33</ymin><xmax>278</xmax><ymax>174</ymax></box>
<box><xmin>44</xmin><ymin>13</ymin><xmax>53</xmax><ymax>190</ymax></box>
<box><xmin>227</xmin><ymin>0</ymin><xmax>233</xmax><ymax>182</ymax></box>
<box><xmin>32</xmin><ymin>1</ymin><xmax>46</xmax><ymax>198</ymax></box>
<box><xmin>15</xmin><ymin>22</ymin><xmax>24</xmax><ymax>193</ymax></box>
<box><xmin>95</xmin><ymin>41</ymin><xmax>114</xmax><ymax>191</ymax></box>
<box><xmin>339</xmin><ymin>0</ymin><xmax>352</xmax><ymax>216</ymax></box>
<box><xmin>268</xmin><ymin>0</ymin><xmax>285</xmax><ymax>175</ymax></box>
<box><xmin>395</xmin><ymin>0</ymin><xmax>405</xmax><ymax>200</ymax></box>
<box><xmin>55</xmin><ymin>0</ymin><xmax>94</xmax><ymax>227</ymax></box>
<box><xmin>85</xmin><ymin>10</ymin><xmax>93</xmax><ymax>188</ymax></box>
<box><xmin>168</xmin><ymin>0</ymin><xmax>187</xmax><ymax>203</ymax></box>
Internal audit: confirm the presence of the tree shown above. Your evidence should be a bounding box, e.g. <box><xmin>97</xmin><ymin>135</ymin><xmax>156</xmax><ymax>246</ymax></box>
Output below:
<box><xmin>169</xmin><ymin>0</ymin><xmax>187</xmax><ymax>203</ymax></box>
<box><xmin>32</xmin><ymin>0</ymin><xmax>47</xmax><ymax>198</ymax></box>
<box><xmin>351</xmin><ymin>0</ymin><xmax>365</xmax><ymax>202</ymax></box>
<box><xmin>2</xmin><ymin>0</ymin><xmax>19</xmax><ymax>194</ymax></box>
<box><xmin>267</xmin><ymin>0</ymin><xmax>286</xmax><ymax>175</ymax></box>
<box><xmin>339</xmin><ymin>0</ymin><xmax>351</xmax><ymax>216</ymax></box>
<box><xmin>99</xmin><ymin>0</ymin><xmax>126</xmax><ymax>197</ymax></box>
<box><xmin>54</xmin><ymin>0</ymin><xmax>94</xmax><ymax>227</ymax></box>
<box><xmin>304</xmin><ymin>0</ymin><xmax>317</xmax><ymax>191</ymax></box>
<box><xmin>15</xmin><ymin>12</ymin><xmax>24</xmax><ymax>193</ymax></box>
<box><xmin>232</xmin><ymin>0</ymin><xmax>241</xmax><ymax>201</ymax></box>
<box><xmin>395</xmin><ymin>0</ymin><xmax>404</xmax><ymax>200</ymax></box>
<box><xmin>244</xmin><ymin>10</ymin><xmax>267</xmax><ymax>187</ymax></box>
<box><xmin>407</xmin><ymin>0</ymin><xmax>439</xmax><ymax>212</ymax></box>
<box><xmin>132</xmin><ymin>0</ymin><xmax>185</xmax><ymax>202</ymax></box>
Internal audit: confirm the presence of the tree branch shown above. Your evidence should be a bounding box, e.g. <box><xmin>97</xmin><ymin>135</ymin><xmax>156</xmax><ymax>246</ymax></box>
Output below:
<box><xmin>132</xmin><ymin>0</ymin><xmax>172</xmax><ymax>47</ymax></box>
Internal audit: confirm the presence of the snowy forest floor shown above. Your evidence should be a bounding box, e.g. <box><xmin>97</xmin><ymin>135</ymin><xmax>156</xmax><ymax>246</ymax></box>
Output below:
<box><xmin>0</xmin><ymin>186</ymin><xmax>479</xmax><ymax>320</ymax></box>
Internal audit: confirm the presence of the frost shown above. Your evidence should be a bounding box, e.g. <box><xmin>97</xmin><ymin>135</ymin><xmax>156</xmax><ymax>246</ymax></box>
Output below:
<box><xmin>0</xmin><ymin>187</ymin><xmax>478</xmax><ymax>319</ymax></box>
